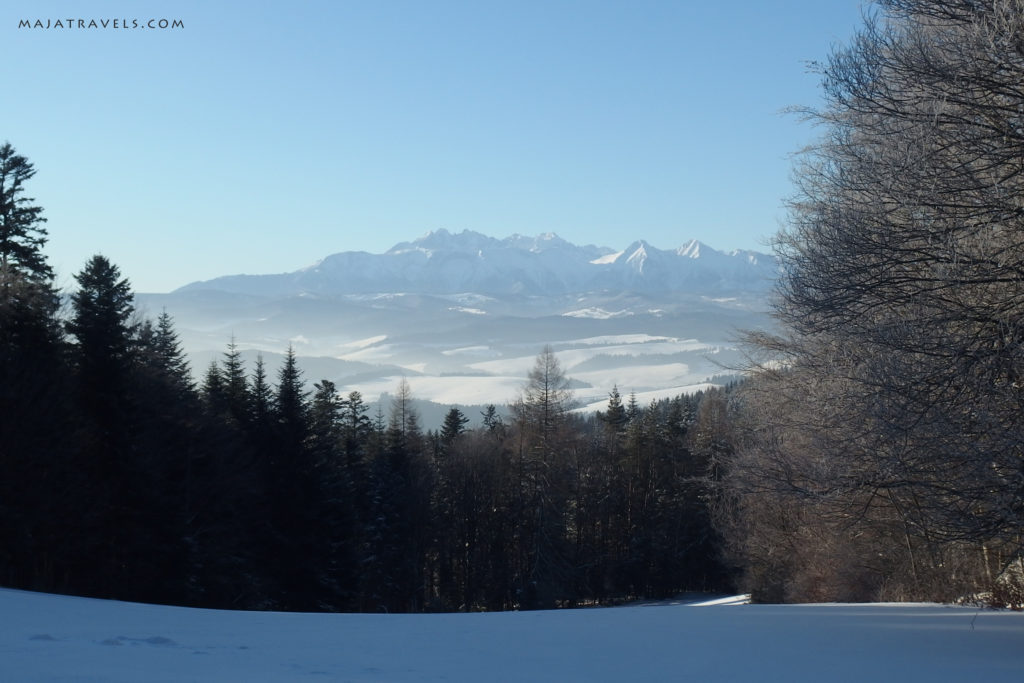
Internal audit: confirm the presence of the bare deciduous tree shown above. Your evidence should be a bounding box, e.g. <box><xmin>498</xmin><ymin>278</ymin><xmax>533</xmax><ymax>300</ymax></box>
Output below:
<box><xmin>722</xmin><ymin>0</ymin><xmax>1024</xmax><ymax>601</ymax></box>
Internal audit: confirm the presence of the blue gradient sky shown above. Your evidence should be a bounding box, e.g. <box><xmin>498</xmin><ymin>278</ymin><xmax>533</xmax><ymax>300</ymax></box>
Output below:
<box><xmin>5</xmin><ymin>1</ymin><xmax>865</xmax><ymax>292</ymax></box>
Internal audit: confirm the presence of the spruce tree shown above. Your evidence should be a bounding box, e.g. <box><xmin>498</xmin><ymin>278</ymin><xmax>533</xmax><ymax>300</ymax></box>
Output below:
<box><xmin>201</xmin><ymin>359</ymin><xmax>226</xmax><ymax>413</ymax></box>
<box><xmin>221</xmin><ymin>338</ymin><xmax>250</xmax><ymax>427</ymax></box>
<box><xmin>263</xmin><ymin>345</ymin><xmax>322</xmax><ymax>609</ymax></box>
<box><xmin>440</xmin><ymin>407</ymin><xmax>469</xmax><ymax>447</ymax></box>
<box><xmin>0</xmin><ymin>142</ymin><xmax>52</xmax><ymax>282</ymax></box>
<box><xmin>66</xmin><ymin>255</ymin><xmax>135</xmax><ymax>372</ymax></box>
<box><xmin>0</xmin><ymin>144</ymin><xmax>69</xmax><ymax>594</ymax></box>
<box><xmin>600</xmin><ymin>385</ymin><xmax>628</xmax><ymax>438</ymax></box>
<box><xmin>65</xmin><ymin>255</ymin><xmax>142</xmax><ymax>599</ymax></box>
<box><xmin>137</xmin><ymin>309</ymin><xmax>192</xmax><ymax>392</ymax></box>
<box><xmin>308</xmin><ymin>379</ymin><xmax>357</xmax><ymax>608</ymax></box>
<box><xmin>0</xmin><ymin>143</ymin><xmax>59</xmax><ymax>340</ymax></box>
<box><xmin>275</xmin><ymin>345</ymin><xmax>308</xmax><ymax>451</ymax></box>
<box><xmin>249</xmin><ymin>353</ymin><xmax>273</xmax><ymax>429</ymax></box>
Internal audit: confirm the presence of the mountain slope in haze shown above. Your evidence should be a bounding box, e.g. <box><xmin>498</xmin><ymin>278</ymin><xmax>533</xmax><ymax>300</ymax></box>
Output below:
<box><xmin>175</xmin><ymin>230</ymin><xmax>778</xmax><ymax>298</ymax></box>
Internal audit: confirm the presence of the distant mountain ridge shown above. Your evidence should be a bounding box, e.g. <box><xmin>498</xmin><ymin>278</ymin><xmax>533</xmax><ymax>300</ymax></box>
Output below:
<box><xmin>177</xmin><ymin>230</ymin><xmax>778</xmax><ymax>298</ymax></box>
<box><xmin>143</xmin><ymin>229</ymin><xmax>777</xmax><ymax>409</ymax></box>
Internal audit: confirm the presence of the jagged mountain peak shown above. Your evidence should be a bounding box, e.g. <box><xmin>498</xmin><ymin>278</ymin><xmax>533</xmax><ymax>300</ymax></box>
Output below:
<box><xmin>503</xmin><ymin>232</ymin><xmax>579</xmax><ymax>253</ymax></box>
<box><xmin>624</xmin><ymin>240</ymin><xmax>652</xmax><ymax>266</ymax></box>
<box><xmin>388</xmin><ymin>229</ymin><xmax>499</xmax><ymax>255</ymax></box>
<box><xmin>678</xmin><ymin>239</ymin><xmax>717</xmax><ymax>259</ymax></box>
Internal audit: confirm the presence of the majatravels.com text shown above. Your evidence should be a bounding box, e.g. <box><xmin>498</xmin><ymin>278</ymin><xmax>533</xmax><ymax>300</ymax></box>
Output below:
<box><xmin>19</xmin><ymin>18</ymin><xmax>184</xmax><ymax>30</ymax></box>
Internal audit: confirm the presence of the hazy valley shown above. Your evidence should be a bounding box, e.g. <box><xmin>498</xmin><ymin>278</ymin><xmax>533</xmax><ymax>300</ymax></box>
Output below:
<box><xmin>137</xmin><ymin>230</ymin><xmax>777</xmax><ymax>418</ymax></box>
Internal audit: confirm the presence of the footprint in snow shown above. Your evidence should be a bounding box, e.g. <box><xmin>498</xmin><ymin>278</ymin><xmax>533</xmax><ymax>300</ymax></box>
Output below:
<box><xmin>100</xmin><ymin>635</ymin><xmax>179</xmax><ymax>647</ymax></box>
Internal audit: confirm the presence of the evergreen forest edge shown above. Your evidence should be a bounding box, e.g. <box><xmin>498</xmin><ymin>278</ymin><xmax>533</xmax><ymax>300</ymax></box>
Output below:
<box><xmin>4</xmin><ymin>0</ymin><xmax>1024</xmax><ymax>612</ymax></box>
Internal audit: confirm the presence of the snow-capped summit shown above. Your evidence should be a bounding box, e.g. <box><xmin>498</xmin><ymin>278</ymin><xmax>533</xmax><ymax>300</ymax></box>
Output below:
<box><xmin>177</xmin><ymin>232</ymin><xmax>777</xmax><ymax>298</ymax></box>
<box><xmin>388</xmin><ymin>229</ymin><xmax>499</xmax><ymax>256</ymax></box>
<box><xmin>678</xmin><ymin>239</ymin><xmax>706</xmax><ymax>259</ymax></box>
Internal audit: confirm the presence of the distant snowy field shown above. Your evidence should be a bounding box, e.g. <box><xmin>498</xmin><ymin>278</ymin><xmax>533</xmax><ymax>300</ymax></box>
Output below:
<box><xmin>3</xmin><ymin>589</ymin><xmax>1023</xmax><ymax>682</ymax></box>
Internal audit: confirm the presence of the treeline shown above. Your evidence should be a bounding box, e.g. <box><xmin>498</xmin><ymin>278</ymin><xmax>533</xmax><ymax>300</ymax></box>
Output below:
<box><xmin>713</xmin><ymin>0</ymin><xmax>1024</xmax><ymax>606</ymax></box>
<box><xmin>0</xmin><ymin>141</ymin><xmax>731</xmax><ymax>610</ymax></box>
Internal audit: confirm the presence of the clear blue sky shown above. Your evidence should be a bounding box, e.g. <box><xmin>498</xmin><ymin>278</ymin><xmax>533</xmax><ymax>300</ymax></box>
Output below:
<box><xmin>5</xmin><ymin>1</ymin><xmax>865</xmax><ymax>292</ymax></box>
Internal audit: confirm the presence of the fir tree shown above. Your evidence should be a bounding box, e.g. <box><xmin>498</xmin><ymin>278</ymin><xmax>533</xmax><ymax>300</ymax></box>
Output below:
<box><xmin>137</xmin><ymin>310</ymin><xmax>192</xmax><ymax>392</ymax></box>
<box><xmin>275</xmin><ymin>345</ymin><xmax>308</xmax><ymax>451</ymax></box>
<box><xmin>201</xmin><ymin>359</ymin><xmax>226</xmax><ymax>412</ymax></box>
<box><xmin>0</xmin><ymin>144</ymin><xmax>69</xmax><ymax>595</ymax></box>
<box><xmin>0</xmin><ymin>142</ymin><xmax>52</xmax><ymax>282</ymax></box>
<box><xmin>440</xmin><ymin>407</ymin><xmax>469</xmax><ymax>447</ymax></box>
<box><xmin>65</xmin><ymin>255</ymin><xmax>142</xmax><ymax>599</ymax></box>
<box><xmin>221</xmin><ymin>338</ymin><xmax>250</xmax><ymax>426</ymax></box>
<box><xmin>600</xmin><ymin>385</ymin><xmax>628</xmax><ymax>438</ymax></box>
<box><xmin>309</xmin><ymin>379</ymin><xmax>343</xmax><ymax>462</ymax></box>
<box><xmin>65</xmin><ymin>254</ymin><xmax>136</xmax><ymax>427</ymax></box>
<box><xmin>249</xmin><ymin>353</ymin><xmax>273</xmax><ymax>430</ymax></box>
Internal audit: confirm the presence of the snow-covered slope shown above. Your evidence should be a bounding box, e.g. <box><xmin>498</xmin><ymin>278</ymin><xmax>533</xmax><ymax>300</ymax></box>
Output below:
<box><xmin>3</xmin><ymin>588</ymin><xmax>1023</xmax><ymax>682</ymax></box>
<box><xmin>176</xmin><ymin>230</ymin><xmax>778</xmax><ymax>297</ymax></box>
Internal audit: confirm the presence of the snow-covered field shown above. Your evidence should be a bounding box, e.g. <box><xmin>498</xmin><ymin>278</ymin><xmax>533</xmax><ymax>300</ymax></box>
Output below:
<box><xmin>3</xmin><ymin>588</ymin><xmax>1023</xmax><ymax>682</ymax></box>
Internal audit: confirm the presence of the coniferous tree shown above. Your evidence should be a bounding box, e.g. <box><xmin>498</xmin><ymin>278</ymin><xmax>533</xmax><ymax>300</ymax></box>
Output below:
<box><xmin>0</xmin><ymin>142</ymin><xmax>53</xmax><ymax>282</ymax></box>
<box><xmin>0</xmin><ymin>142</ymin><xmax>60</xmax><ymax>349</ymax></box>
<box><xmin>275</xmin><ymin>346</ymin><xmax>308</xmax><ymax>450</ymax></box>
<box><xmin>0</xmin><ymin>144</ymin><xmax>69</xmax><ymax>594</ymax></box>
<box><xmin>65</xmin><ymin>255</ymin><xmax>141</xmax><ymax>598</ymax></box>
<box><xmin>249</xmin><ymin>354</ymin><xmax>274</xmax><ymax>434</ymax></box>
<box><xmin>600</xmin><ymin>385</ymin><xmax>628</xmax><ymax>438</ymax></box>
<box><xmin>430</xmin><ymin>406</ymin><xmax>469</xmax><ymax>608</ymax></box>
<box><xmin>514</xmin><ymin>347</ymin><xmax>575</xmax><ymax>608</ymax></box>
<box><xmin>221</xmin><ymin>338</ymin><xmax>250</xmax><ymax>427</ymax></box>
<box><xmin>439</xmin><ymin>407</ymin><xmax>469</xmax><ymax>448</ymax></box>
<box><xmin>150</xmin><ymin>310</ymin><xmax>192</xmax><ymax>388</ymax></box>
<box><xmin>360</xmin><ymin>379</ymin><xmax>432</xmax><ymax>611</ymax></box>
<box><xmin>129</xmin><ymin>311</ymin><xmax>205</xmax><ymax>603</ymax></box>
<box><xmin>307</xmin><ymin>380</ymin><xmax>358</xmax><ymax>608</ymax></box>
<box><xmin>262</xmin><ymin>345</ymin><xmax>328</xmax><ymax>609</ymax></box>
<box><xmin>201</xmin><ymin>360</ymin><xmax>225</xmax><ymax>409</ymax></box>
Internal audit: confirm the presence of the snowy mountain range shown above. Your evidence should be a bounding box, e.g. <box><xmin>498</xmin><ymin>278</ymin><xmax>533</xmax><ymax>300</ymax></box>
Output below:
<box><xmin>177</xmin><ymin>229</ymin><xmax>778</xmax><ymax>298</ymax></box>
<box><xmin>139</xmin><ymin>231</ymin><xmax>778</xmax><ymax>415</ymax></box>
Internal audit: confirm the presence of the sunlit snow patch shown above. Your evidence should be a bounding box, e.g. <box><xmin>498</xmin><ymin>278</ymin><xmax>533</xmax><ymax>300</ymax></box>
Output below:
<box><xmin>573</xmin><ymin>334</ymin><xmax>673</xmax><ymax>346</ymax></box>
<box><xmin>562</xmin><ymin>308</ymin><xmax>633</xmax><ymax>319</ymax></box>
<box><xmin>442</xmin><ymin>346</ymin><xmax>497</xmax><ymax>358</ymax></box>
<box><xmin>689</xmin><ymin>594</ymin><xmax>752</xmax><ymax>606</ymax></box>
<box><xmin>589</xmin><ymin>251</ymin><xmax>623</xmax><ymax>265</ymax></box>
<box><xmin>338</xmin><ymin>335</ymin><xmax>388</xmax><ymax>350</ymax></box>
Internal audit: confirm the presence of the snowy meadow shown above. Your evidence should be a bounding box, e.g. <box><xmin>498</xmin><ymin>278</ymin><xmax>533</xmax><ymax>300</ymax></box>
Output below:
<box><xmin>3</xmin><ymin>588</ymin><xmax>1022</xmax><ymax>682</ymax></box>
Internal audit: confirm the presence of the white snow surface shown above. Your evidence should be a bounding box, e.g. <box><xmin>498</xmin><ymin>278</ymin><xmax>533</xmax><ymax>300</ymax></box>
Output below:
<box><xmin>3</xmin><ymin>588</ymin><xmax>1023</xmax><ymax>682</ymax></box>
<box><xmin>561</xmin><ymin>307</ymin><xmax>633</xmax><ymax>319</ymax></box>
<box><xmin>337</xmin><ymin>335</ymin><xmax>388</xmax><ymax>350</ymax></box>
